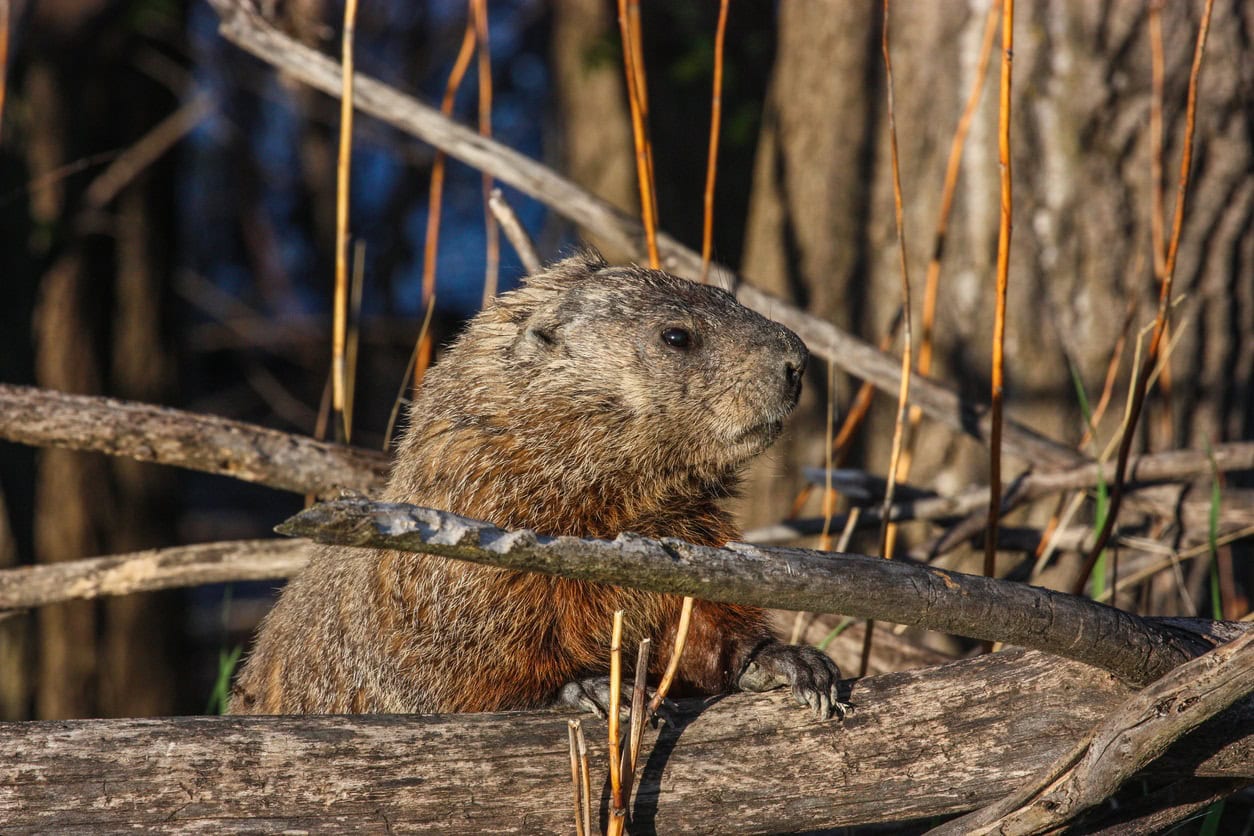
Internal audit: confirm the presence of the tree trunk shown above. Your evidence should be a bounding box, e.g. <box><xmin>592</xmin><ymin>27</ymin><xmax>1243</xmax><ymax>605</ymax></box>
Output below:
<box><xmin>737</xmin><ymin>1</ymin><xmax>1254</xmax><ymax>556</ymax></box>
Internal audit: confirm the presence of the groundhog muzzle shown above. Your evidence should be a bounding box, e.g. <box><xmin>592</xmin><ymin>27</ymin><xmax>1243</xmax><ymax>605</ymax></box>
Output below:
<box><xmin>230</xmin><ymin>250</ymin><xmax>844</xmax><ymax>719</ymax></box>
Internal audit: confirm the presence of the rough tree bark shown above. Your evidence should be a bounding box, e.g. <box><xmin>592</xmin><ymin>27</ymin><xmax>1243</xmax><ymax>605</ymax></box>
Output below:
<box><xmin>738</xmin><ymin>2</ymin><xmax>1254</xmax><ymax>550</ymax></box>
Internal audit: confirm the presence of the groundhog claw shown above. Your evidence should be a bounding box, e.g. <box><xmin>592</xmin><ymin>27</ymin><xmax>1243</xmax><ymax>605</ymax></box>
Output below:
<box><xmin>738</xmin><ymin>642</ymin><xmax>849</xmax><ymax>720</ymax></box>
<box><xmin>557</xmin><ymin>676</ymin><xmax>678</xmax><ymax>725</ymax></box>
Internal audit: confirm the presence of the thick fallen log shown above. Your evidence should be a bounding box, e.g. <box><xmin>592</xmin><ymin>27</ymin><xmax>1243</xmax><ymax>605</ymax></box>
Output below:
<box><xmin>2</xmin><ymin>647</ymin><xmax>1249</xmax><ymax>834</ymax></box>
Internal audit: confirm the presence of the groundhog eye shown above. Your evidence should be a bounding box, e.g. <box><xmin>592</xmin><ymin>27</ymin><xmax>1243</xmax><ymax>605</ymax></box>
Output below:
<box><xmin>661</xmin><ymin>327</ymin><xmax>693</xmax><ymax>350</ymax></box>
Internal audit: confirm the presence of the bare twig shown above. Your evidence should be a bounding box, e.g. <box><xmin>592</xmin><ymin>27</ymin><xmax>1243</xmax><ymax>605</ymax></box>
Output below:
<box><xmin>698</xmin><ymin>0</ymin><xmax>730</xmax><ymax>284</ymax></box>
<box><xmin>647</xmin><ymin>596</ymin><xmax>693</xmax><ymax>716</ymax></box>
<box><xmin>863</xmin><ymin>0</ymin><xmax>916</xmax><ymax>677</ymax></box>
<box><xmin>1073</xmin><ymin>0</ymin><xmax>1215</xmax><ymax>596</ymax></box>
<box><xmin>487</xmin><ymin>188</ymin><xmax>540</xmax><ymax>274</ymax></box>
<box><xmin>0</xmin><ymin>539</ymin><xmax>308</xmax><ymax>611</ymax></box>
<box><xmin>607</xmin><ymin>609</ymin><xmax>626</xmax><ymax>836</ymax></box>
<box><xmin>616</xmin><ymin>0</ymin><xmax>659</xmax><ymax>269</ymax></box>
<box><xmin>331</xmin><ymin>0</ymin><xmax>359</xmax><ymax>443</ymax></box>
<box><xmin>575</xmin><ymin>721</ymin><xmax>592</xmax><ymax>836</ymax></box>
<box><xmin>621</xmin><ymin>638</ymin><xmax>651</xmax><ymax>816</ymax></box>
<box><xmin>278</xmin><ymin>498</ymin><xmax>1217</xmax><ymax>685</ymax></box>
<box><xmin>985</xmin><ymin>0</ymin><xmax>1015</xmax><ymax>584</ymax></box>
<box><xmin>566</xmin><ymin>720</ymin><xmax>585</xmax><ymax>836</ymax></box>
<box><xmin>415</xmin><ymin>20</ymin><xmax>477</xmax><ymax>388</ymax></box>
<box><xmin>471</xmin><ymin>0</ymin><xmax>499</xmax><ymax>305</ymax></box>
<box><xmin>929</xmin><ymin>628</ymin><xmax>1254</xmax><ymax>836</ymax></box>
<box><xmin>0</xmin><ymin>384</ymin><xmax>388</xmax><ymax>495</ymax></box>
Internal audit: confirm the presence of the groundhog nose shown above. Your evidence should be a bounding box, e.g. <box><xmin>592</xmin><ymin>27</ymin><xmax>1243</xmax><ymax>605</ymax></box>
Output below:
<box><xmin>783</xmin><ymin>342</ymin><xmax>808</xmax><ymax>400</ymax></box>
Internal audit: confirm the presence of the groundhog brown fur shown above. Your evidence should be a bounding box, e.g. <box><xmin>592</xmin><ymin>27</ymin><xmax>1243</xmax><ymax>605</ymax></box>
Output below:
<box><xmin>230</xmin><ymin>250</ymin><xmax>843</xmax><ymax>718</ymax></box>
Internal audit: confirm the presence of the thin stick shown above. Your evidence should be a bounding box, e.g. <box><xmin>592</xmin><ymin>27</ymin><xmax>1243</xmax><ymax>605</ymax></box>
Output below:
<box><xmin>616</xmin><ymin>0</ymin><xmax>660</xmax><ymax>268</ymax></box>
<box><xmin>471</xmin><ymin>0</ymin><xmax>499</xmax><ymax>306</ymax></box>
<box><xmin>648</xmin><ymin>596</ymin><xmax>692</xmax><ymax>716</ymax></box>
<box><xmin>1072</xmin><ymin>0</ymin><xmax>1214</xmax><ymax>596</ymax></box>
<box><xmin>331</xmin><ymin>0</ymin><xmax>360</xmax><ymax>443</ymax></box>
<box><xmin>488</xmin><ymin>188</ymin><xmax>540</xmax><ymax>274</ymax></box>
<box><xmin>863</xmin><ymin>0</ymin><xmax>915</xmax><ymax>678</ymax></box>
<box><xmin>607</xmin><ymin>610</ymin><xmax>627</xmax><ymax>835</ymax></box>
<box><xmin>0</xmin><ymin>0</ymin><xmax>8</xmax><ymax>143</ymax></box>
<box><xmin>571</xmin><ymin>721</ymin><xmax>584</xmax><ymax>836</ymax></box>
<box><xmin>621</xmin><ymin>638</ymin><xmax>651</xmax><ymax>815</ymax></box>
<box><xmin>343</xmin><ymin>241</ymin><xmax>366</xmax><ymax>443</ymax></box>
<box><xmin>414</xmin><ymin>21</ymin><xmax>477</xmax><ymax>388</ymax></box>
<box><xmin>984</xmin><ymin>0</ymin><xmax>1014</xmax><ymax>582</ymax></box>
<box><xmin>566</xmin><ymin>721</ymin><xmax>585</xmax><ymax>836</ymax></box>
<box><xmin>698</xmin><ymin>0</ymin><xmax>730</xmax><ymax>284</ymax></box>
<box><xmin>575</xmin><ymin>722</ymin><xmax>592</xmax><ymax>836</ymax></box>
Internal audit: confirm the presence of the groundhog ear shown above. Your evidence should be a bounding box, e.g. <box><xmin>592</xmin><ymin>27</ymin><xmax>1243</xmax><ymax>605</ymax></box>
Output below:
<box><xmin>512</xmin><ymin>308</ymin><xmax>563</xmax><ymax>359</ymax></box>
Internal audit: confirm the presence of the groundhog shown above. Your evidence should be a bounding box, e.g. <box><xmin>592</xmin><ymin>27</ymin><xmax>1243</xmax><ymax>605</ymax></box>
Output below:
<box><xmin>229</xmin><ymin>250</ymin><xmax>843</xmax><ymax>719</ymax></box>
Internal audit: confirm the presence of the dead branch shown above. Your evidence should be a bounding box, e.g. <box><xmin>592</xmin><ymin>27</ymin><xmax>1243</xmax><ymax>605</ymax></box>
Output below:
<box><xmin>803</xmin><ymin>442</ymin><xmax>1254</xmax><ymax>534</ymax></box>
<box><xmin>0</xmin><ymin>384</ymin><xmax>388</xmax><ymax>496</ymax></box>
<box><xmin>0</xmin><ymin>539</ymin><xmax>307</xmax><ymax>611</ymax></box>
<box><xmin>931</xmin><ymin>628</ymin><xmax>1254</xmax><ymax>835</ymax></box>
<box><xmin>1</xmin><ymin>645</ymin><xmax>1249</xmax><ymax>833</ymax></box>
<box><xmin>277</xmin><ymin>498</ymin><xmax>1215</xmax><ymax>685</ymax></box>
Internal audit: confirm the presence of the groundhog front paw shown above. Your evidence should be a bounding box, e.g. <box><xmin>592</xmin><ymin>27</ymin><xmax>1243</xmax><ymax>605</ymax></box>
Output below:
<box><xmin>556</xmin><ymin>676</ymin><xmax>679</xmax><ymax>724</ymax></box>
<box><xmin>738</xmin><ymin>642</ymin><xmax>849</xmax><ymax>720</ymax></box>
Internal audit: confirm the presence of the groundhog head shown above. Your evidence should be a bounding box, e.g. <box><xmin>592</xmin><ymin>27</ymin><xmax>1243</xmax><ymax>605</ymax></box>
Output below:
<box><xmin>476</xmin><ymin>250</ymin><xmax>808</xmax><ymax>479</ymax></box>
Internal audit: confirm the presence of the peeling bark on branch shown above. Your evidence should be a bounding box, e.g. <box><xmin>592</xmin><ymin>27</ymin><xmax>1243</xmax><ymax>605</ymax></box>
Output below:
<box><xmin>0</xmin><ymin>384</ymin><xmax>388</xmax><ymax>496</ymax></box>
<box><xmin>0</xmin><ymin>647</ymin><xmax>1249</xmax><ymax>833</ymax></box>
<box><xmin>277</xmin><ymin>499</ymin><xmax>1217</xmax><ymax>686</ymax></box>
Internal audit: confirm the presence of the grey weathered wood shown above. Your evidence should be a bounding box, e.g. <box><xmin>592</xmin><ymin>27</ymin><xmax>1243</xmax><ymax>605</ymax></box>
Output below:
<box><xmin>931</xmin><ymin>629</ymin><xmax>1254</xmax><ymax>835</ymax></box>
<box><xmin>0</xmin><ymin>384</ymin><xmax>388</xmax><ymax>496</ymax></box>
<box><xmin>0</xmin><ymin>539</ymin><xmax>308</xmax><ymax>610</ymax></box>
<box><xmin>1</xmin><ymin>647</ymin><xmax>1250</xmax><ymax>834</ymax></box>
<box><xmin>278</xmin><ymin>499</ymin><xmax>1216</xmax><ymax>686</ymax></box>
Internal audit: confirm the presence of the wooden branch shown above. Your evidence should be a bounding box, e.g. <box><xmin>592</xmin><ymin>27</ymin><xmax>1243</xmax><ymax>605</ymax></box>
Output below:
<box><xmin>277</xmin><ymin>499</ymin><xmax>1215</xmax><ymax>686</ymax></box>
<box><xmin>0</xmin><ymin>540</ymin><xmax>308</xmax><ymax>611</ymax></box>
<box><xmin>0</xmin><ymin>384</ymin><xmax>389</xmax><ymax>496</ymax></box>
<box><xmin>802</xmin><ymin>442</ymin><xmax>1254</xmax><ymax>533</ymax></box>
<box><xmin>205</xmin><ymin>0</ymin><xmax>1082</xmax><ymax>474</ymax></box>
<box><xmin>2</xmin><ymin>646</ymin><xmax>1249</xmax><ymax>833</ymax></box>
<box><xmin>931</xmin><ymin>629</ymin><xmax>1254</xmax><ymax>835</ymax></box>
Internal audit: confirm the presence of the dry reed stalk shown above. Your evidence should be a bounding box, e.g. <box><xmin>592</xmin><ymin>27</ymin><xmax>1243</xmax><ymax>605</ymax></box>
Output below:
<box><xmin>566</xmin><ymin>721</ymin><xmax>584</xmax><ymax>836</ymax></box>
<box><xmin>607</xmin><ymin>610</ymin><xmax>627</xmax><ymax>836</ymax></box>
<box><xmin>414</xmin><ymin>22</ymin><xmax>477</xmax><ymax>388</ymax></box>
<box><xmin>983</xmin><ymin>0</ymin><xmax>1014</xmax><ymax>582</ymax></box>
<box><xmin>621</xmin><ymin>638</ymin><xmax>652</xmax><ymax>817</ymax></box>
<box><xmin>891</xmin><ymin>0</ymin><xmax>999</xmax><ymax>521</ymax></box>
<box><xmin>331</xmin><ymin>0</ymin><xmax>359</xmax><ymax>443</ymax></box>
<box><xmin>384</xmin><ymin>300</ymin><xmax>435</xmax><ymax>451</ymax></box>
<box><xmin>647</xmin><ymin>596</ymin><xmax>692</xmax><ymax>715</ymax></box>
<box><xmin>1072</xmin><ymin>0</ymin><xmax>1214</xmax><ymax>597</ymax></box>
<box><xmin>471</xmin><ymin>0</ymin><xmax>499</xmax><ymax>305</ymax></box>
<box><xmin>1147</xmin><ymin>0</ymin><xmax>1175</xmax><ymax>451</ymax></box>
<box><xmin>343</xmin><ymin>241</ymin><xmax>366</xmax><ymax>442</ymax></box>
<box><xmin>862</xmin><ymin>0</ymin><xmax>916</xmax><ymax>678</ymax></box>
<box><xmin>575</xmin><ymin>722</ymin><xmax>592</xmax><ymax>836</ymax></box>
<box><xmin>0</xmin><ymin>0</ymin><xmax>8</xmax><ymax>143</ymax></box>
<box><xmin>698</xmin><ymin>0</ymin><xmax>730</xmax><ymax>284</ymax></box>
<box><xmin>616</xmin><ymin>0</ymin><xmax>660</xmax><ymax>268</ymax></box>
